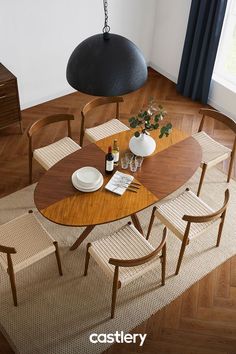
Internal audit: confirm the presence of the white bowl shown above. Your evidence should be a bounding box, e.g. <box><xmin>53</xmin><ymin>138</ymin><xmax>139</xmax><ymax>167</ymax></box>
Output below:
<box><xmin>75</xmin><ymin>167</ymin><xmax>102</xmax><ymax>188</ymax></box>
<box><xmin>72</xmin><ymin>172</ymin><xmax>104</xmax><ymax>192</ymax></box>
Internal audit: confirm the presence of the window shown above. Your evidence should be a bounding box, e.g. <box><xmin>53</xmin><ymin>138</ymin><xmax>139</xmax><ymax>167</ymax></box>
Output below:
<box><xmin>214</xmin><ymin>0</ymin><xmax>236</xmax><ymax>91</ymax></box>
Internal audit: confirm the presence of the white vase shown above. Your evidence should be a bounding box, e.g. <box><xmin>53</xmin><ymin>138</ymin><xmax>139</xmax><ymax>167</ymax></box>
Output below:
<box><xmin>129</xmin><ymin>133</ymin><xmax>156</xmax><ymax>157</ymax></box>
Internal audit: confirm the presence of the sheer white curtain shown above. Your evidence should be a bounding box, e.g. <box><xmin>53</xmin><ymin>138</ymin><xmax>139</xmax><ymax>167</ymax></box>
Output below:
<box><xmin>214</xmin><ymin>0</ymin><xmax>236</xmax><ymax>91</ymax></box>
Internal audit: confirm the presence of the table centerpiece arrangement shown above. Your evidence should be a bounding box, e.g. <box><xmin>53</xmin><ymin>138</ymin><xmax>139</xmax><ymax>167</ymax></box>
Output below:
<box><xmin>128</xmin><ymin>97</ymin><xmax>172</xmax><ymax>156</ymax></box>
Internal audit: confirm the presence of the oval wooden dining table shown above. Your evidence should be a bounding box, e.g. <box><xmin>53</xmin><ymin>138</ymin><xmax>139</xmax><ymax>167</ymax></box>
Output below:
<box><xmin>34</xmin><ymin>129</ymin><xmax>202</xmax><ymax>250</ymax></box>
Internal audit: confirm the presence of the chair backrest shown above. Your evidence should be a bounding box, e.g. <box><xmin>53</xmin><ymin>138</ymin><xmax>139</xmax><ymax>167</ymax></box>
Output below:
<box><xmin>28</xmin><ymin>114</ymin><xmax>75</xmax><ymax>138</ymax></box>
<box><xmin>82</xmin><ymin>96</ymin><xmax>124</xmax><ymax>117</ymax></box>
<box><xmin>27</xmin><ymin>113</ymin><xmax>75</xmax><ymax>156</ymax></box>
<box><xmin>80</xmin><ymin>96</ymin><xmax>124</xmax><ymax>145</ymax></box>
<box><xmin>0</xmin><ymin>210</ymin><xmax>34</xmax><ymax>257</ymax></box>
<box><xmin>108</xmin><ymin>223</ymin><xmax>167</xmax><ymax>267</ymax></box>
<box><xmin>0</xmin><ymin>244</ymin><xmax>16</xmax><ymax>255</ymax></box>
<box><xmin>183</xmin><ymin>189</ymin><xmax>230</xmax><ymax>223</ymax></box>
<box><xmin>198</xmin><ymin>108</ymin><xmax>236</xmax><ymax>134</ymax></box>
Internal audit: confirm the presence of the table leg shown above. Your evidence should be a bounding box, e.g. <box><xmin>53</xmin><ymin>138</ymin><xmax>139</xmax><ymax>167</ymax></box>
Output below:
<box><xmin>70</xmin><ymin>225</ymin><xmax>95</xmax><ymax>251</ymax></box>
<box><xmin>131</xmin><ymin>214</ymin><xmax>143</xmax><ymax>235</ymax></box>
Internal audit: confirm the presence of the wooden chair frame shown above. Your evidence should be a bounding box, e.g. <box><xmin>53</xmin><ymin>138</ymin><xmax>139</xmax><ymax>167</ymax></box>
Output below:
<box><xmin>197</xmin><ymin>108</ymin><xmax>236</xmax><ymax>196</ymax></box>
<box><xmin>84</xmin><ymin>223</ymin><xmax>167</xmax><ymax>319</ymax></box>
<box><xmin>80</xmin><ymin>96</ymin><xmax>124</xmax><ymax>146</ymax></box>
<box><xmin>27</xmin><ymin>114</ymin><xmax>75</xmax><ymax>184</ymax></box>
<box><xmin>147</xmin><ymin>188</ymin><xmax>229</xmax><ymax>276</ymax></box>
<box><xmin>0</xmin><ymin>210</ymin><xmax>63</xmax><ymax>306</ymax></box>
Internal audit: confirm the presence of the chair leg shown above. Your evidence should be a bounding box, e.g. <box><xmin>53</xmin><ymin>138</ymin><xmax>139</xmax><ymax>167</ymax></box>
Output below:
<box><xmin>146</xmin><ymin>206</ymin><xmax>157</xmax><ymax>240</ymax></box>
<box><xmin>111</xmin><ymin>266</ymin><xmax>119</xmax><ymax>319</ymax></box>
<box><xmin>29</xmin><ymin>155</ymin><xmax>33</xmax><ymax>185</ymax></box>
<box><xmin>175</xmin><ymin>237</ymin><xmax>189</xmax><ymax>275</ymax></box>
<box><xmin>216</xmin><ymin>211</ymin><xmax>226</xmax><ymax>247</ymax></box>
<box><xmin>197</xmin><ymin>163</ymin><xmax>207</xmax><ymax>196</ymax></box>
<box><xmin>7</xmin><ymin>254</ymin><xmax>17</xmax><ymax>306</ymax></box>
<box><xmin>84</xmin><ymin>243</ymin><xmax>91</xmax><ymax>276</ymax></box>
<box><xmin>227</xmin><ymin>155</ymin><xmax>234</xmax><ymax>183</ymax></box>
<box><xmin>161</xmin><ymin>229</ymin><xmax>167</xmax><ymax>286</ymax></box>
<box><xmin>53</xmin><ymin>242</ymin><xmax>63</xmax><ymax>276</ymax></box>
<box><xmin>80</xmin><ymin>131</ymin><xmax>84</xmax><ymax>147</ymax></box>
<box><xmin>80</xmin><ymin>115</ymin><xmax>85</xmax><ymax>147</ymax></box>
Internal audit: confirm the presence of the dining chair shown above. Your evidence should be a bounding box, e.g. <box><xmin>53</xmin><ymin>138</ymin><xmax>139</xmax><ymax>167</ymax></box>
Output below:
<box><xmin>84</xmin><ymin>222</ymin><xmax>167</xmax><ymax>318</ymax></box>
<box><xmin>80</xmin><ymin>96</ymin><xmax>129</xmax><ymax>146</ymax></box>
<box><xmin>0</xmin><ymin>210</ymin><xmax>63</xmax><ymax>306</ymax></box>
<box><xmin>27</xmin><ymin>113</ymin><xmax>81</xmax><ymax>184</ymax></box>
<box><xmin>193</xmin><ymin>108</ymin><xmax>236</xmax><ymax>196</ymax></box>
<box><xmin>147</xmin><ymin>188</ymin><xmax>229</xmax><ymax>275</ymax></box>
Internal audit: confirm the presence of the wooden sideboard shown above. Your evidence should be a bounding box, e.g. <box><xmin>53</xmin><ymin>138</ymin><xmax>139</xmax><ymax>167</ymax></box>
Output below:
<box><xmin>0</xmin><ymin>63</ymin><xmax>22</xmax><ymax>132</ymax></box>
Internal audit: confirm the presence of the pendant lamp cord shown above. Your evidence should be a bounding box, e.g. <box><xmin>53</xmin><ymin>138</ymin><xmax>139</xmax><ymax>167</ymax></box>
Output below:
<box><xmin>103</xmin><ymin>0</ymin><xmax>110</xmax><ymax>33</ymax></box>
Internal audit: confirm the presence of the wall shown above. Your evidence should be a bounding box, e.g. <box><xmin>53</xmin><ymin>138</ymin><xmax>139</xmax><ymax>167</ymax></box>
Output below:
<box><xmin>149</xmin><ymin>0</ymin><xmax>236</xmax><ymax>121</ymax></box>
<box><xmin>149</xmin><ymin>0</ymin><xmax>191</xmax><ymax>82</ymax></box>
<box><xmin>0</xmin><ymin>0</ymin><xmax>156</xmax><ymax>109</ymax></box>
<box><xmin>1</xmin><ymin>0</ymin><xmax>235</xmax><ymax>119</ymax></box>
<box><xmin>208</xmin><ymin>79</ymin><xmax>236</xmax><ymax>120</ymax></box>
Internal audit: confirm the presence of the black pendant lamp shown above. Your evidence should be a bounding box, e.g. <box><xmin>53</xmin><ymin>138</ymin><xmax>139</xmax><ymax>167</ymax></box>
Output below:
<box><xmin>66</xmin><ymin>0</ymin><xmax>148</xmax><ymax>96</ymax></box>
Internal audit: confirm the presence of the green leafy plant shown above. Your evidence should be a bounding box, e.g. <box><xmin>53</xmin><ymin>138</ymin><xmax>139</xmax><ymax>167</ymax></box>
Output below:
<box><xmin>129</xmin><ymin>97</ymin><xmax>172</xmax><ymax>138</ymax></box>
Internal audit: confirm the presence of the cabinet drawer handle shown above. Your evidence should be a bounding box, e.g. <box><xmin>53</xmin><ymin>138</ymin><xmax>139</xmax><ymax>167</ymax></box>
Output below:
<box><xmin>0</xmin><ymin>84</ymin><xmax>5</xmax><ymax>87</ymax></box>
<box><xmin>0</xmin><ymin>95</ymin><xmax>6</xmax><ymax>99</ymax></box>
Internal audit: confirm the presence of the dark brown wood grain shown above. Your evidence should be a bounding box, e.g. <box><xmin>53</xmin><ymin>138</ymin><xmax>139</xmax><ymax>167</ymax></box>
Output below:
<box><xmin>34</xmin><ymin>129</ymin><xmax>202</xmax><ymax>227</ymax></box>
<box><xmin>137</xmin><ymin>136</ymin><xmax>202</xmax><ymax>199</ymax></box>
<box><xmin>0</xmin><ymin>63</ymin><xmax>22</xmax><ymax>131</ymax></box>
<box><xmin>0</xmin><ymin>63</ymin><xmax>15</xmax><ymax>81</ymax></box>
<box><xmin>34</xmin><ymin>143</ymin><xmax>106</xmax><ymax>210</ymax></box>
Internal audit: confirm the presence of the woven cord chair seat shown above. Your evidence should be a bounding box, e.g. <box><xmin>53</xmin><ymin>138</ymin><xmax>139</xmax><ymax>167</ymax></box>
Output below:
<box><xmin>193</xmin><ymin>131</ymin><xmax>231</xmax><ymax>167</ymax></box>
<box><xmin>0</xmin><ymin>213</ymin><xmax>56</xmax><ymax>273</ymax></box>
<box><xmin>155</xmin><ymin>189</ymin><xmax>218</xmax><ymax>241</ymax></box>
<box><xmin>85</xmin><ymin>119</ymin><xmax>129</xmax><ymax>143</ymax></box>
<box><xmin>33</xmin><ymin>137</ymin><xmax>81</xmax><ymax>170</ymax></box>
<box><xmin>89</xmin><ymin>224</ymin><xmax>161</xmax><ymax>286</ymax></box>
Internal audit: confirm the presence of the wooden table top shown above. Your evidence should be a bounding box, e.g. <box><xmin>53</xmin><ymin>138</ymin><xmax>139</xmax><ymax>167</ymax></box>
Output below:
<box><xmin>34</xmin><ymin>129</ymin><xmax>202</xmax><ymax>226</ymax></box>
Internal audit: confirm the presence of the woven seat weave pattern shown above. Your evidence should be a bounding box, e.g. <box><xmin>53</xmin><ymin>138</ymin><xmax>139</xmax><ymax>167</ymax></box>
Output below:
<box><xmin>85</xmin><ymin>119</ymin><xmax>129</xmax><ymax>142</ymax></box>
<box><xmin>89</xmin><ymin>224</ymin><xmax>161</xmax><ymax>286</ymax></box>
<box><xmin>193</xmin><ymin>131</ymin><xmax>231</xmax><ymax>167</ymax></box>
<box><xmin>0</xmin><ymin>213</ymin><xmax>55</xmax><ymax>273</ymax></box>
<box><xmin>33</xmin><ymin>137</ymin><xmax>81</xmax><ymax>170</ymax></box>
<box><xmin>155</xmin><ymin>189</ymin><xmax>217</xmax><ymax>240</ymax></box>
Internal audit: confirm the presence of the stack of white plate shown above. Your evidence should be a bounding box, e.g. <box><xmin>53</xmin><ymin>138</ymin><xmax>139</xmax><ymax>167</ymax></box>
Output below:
<box><xmin>71</xmin><ymin>166</ymin><xmax>104</xmax><ymax>192</ymax></box>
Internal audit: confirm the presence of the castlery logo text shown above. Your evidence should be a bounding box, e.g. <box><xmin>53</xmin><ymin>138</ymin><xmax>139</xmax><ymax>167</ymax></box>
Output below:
<box><xmin>89</xmin><ymin>331</ymin><xmax>147</xmax><ymax>346</ymax></box>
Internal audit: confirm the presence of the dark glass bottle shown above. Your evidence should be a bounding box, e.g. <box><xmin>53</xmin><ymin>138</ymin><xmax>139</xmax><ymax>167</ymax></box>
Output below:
<box><xmin>105</xmin><ymin>146</ymin><xmax>114</xmax><ymax>174</ymax></box>
<box><xmin>112</xmin><ymin>139</ymin><xmax>120</xmax><ymax>166</ymax></box>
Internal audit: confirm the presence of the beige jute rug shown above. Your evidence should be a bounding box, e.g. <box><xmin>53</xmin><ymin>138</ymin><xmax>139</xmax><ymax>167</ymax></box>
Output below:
<box><xmin>0</xmin><ymin>167</ymin><xmax>236</xmax><ymax>354</ymax></box>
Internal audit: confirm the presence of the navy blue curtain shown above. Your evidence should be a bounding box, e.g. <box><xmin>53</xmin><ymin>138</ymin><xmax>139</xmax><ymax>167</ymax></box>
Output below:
<box><xmin>176</xmin><ymin>0</ymin><xmax>228</xmax><ymax>104</ymax></box>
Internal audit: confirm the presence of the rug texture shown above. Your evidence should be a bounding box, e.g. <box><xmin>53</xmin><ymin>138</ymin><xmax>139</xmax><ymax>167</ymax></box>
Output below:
<box><xmin>0</xmin><ymin>168</ymin><xmax>235</xmax><ymax>354</ymax></box>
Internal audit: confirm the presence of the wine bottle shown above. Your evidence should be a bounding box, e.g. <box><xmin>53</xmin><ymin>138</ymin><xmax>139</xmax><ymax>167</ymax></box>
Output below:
<box><xmin>112</xmin><ymin>139</ymin><xmax>120</xmax><ymax>165</ymax></box>
<box><xmin>105</xmin><ymin>146</ymin><xmax>114</xmax><ymax>174</ymax></box>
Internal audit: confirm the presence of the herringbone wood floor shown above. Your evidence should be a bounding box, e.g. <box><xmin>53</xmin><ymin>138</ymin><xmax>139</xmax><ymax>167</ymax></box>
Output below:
<box><xmin>0</xmin><ymin>68</ymin><xmax>236</xmax><ymax>354</ymax></box>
